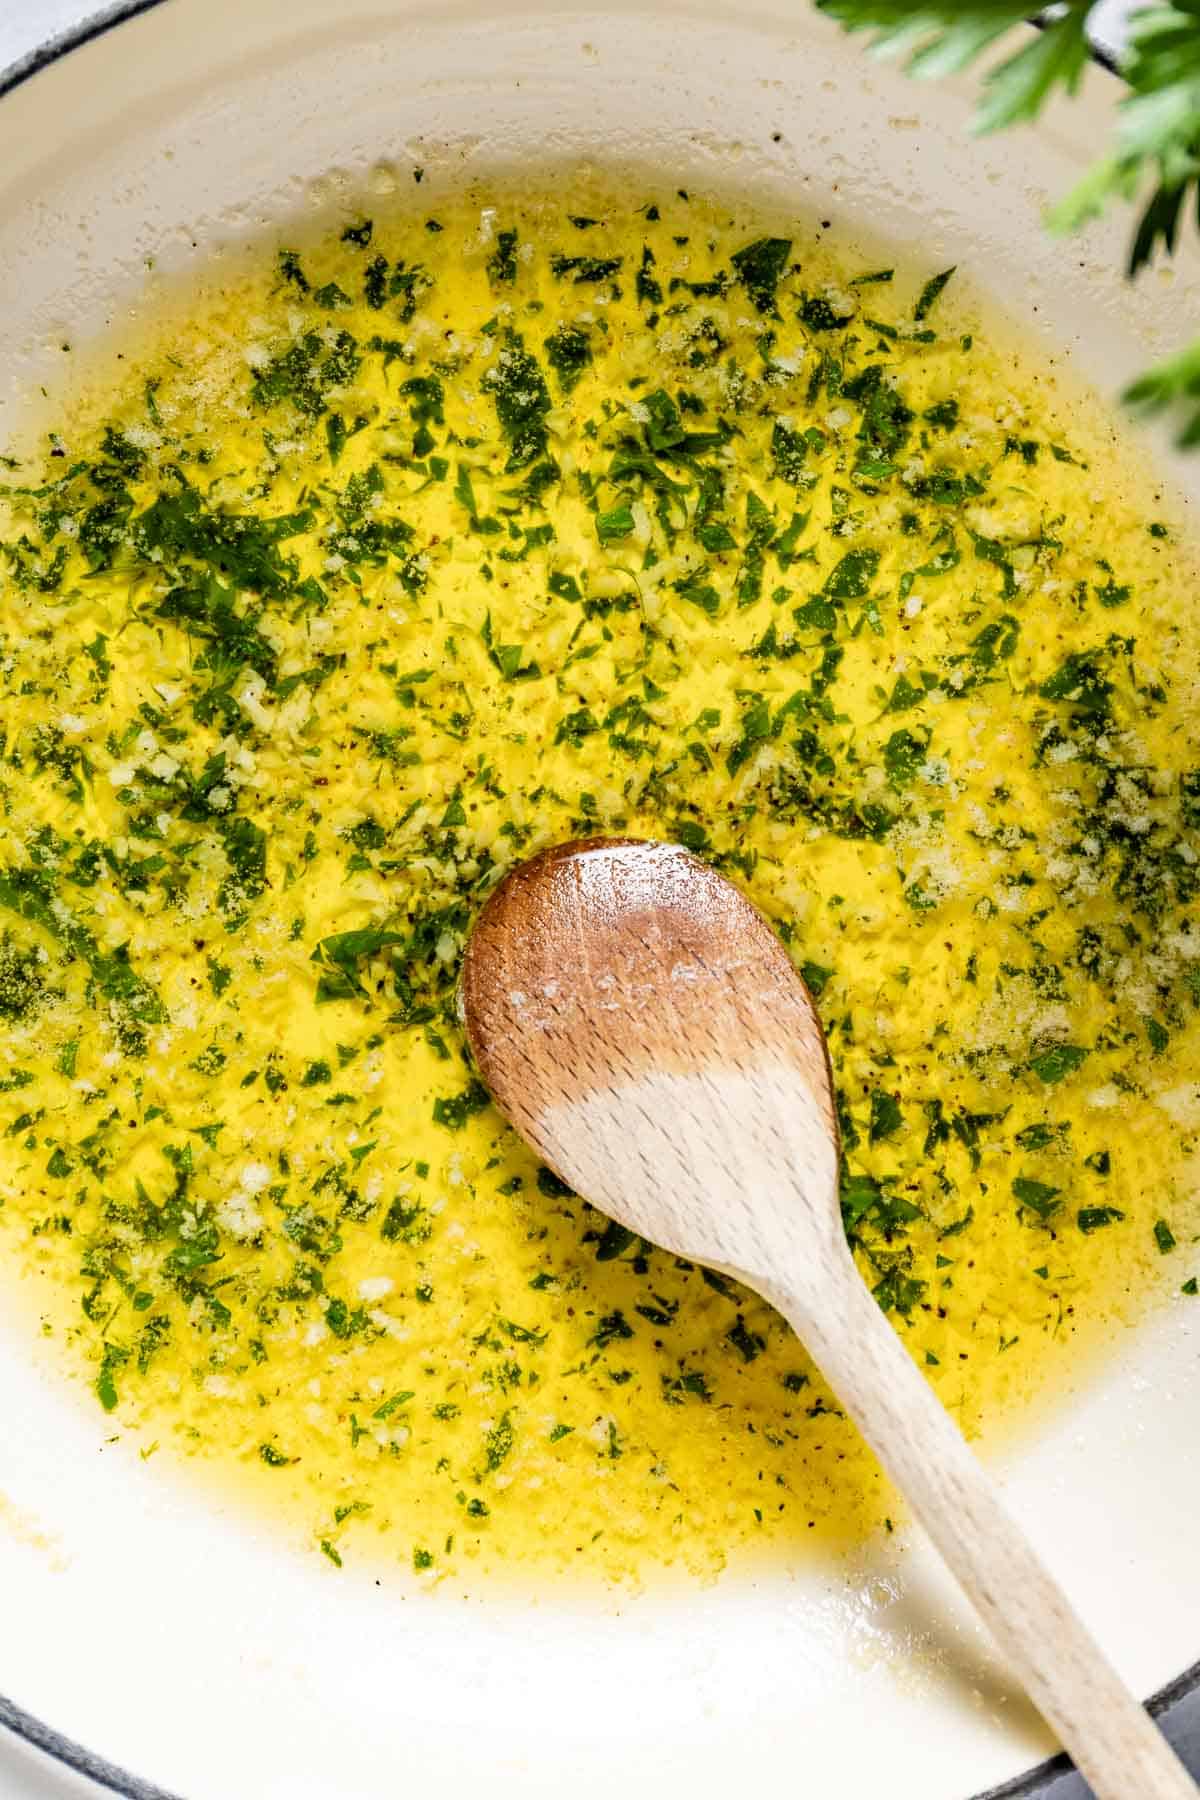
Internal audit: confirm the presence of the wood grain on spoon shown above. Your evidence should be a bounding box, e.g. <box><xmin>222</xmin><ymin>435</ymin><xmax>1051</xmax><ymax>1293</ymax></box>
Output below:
<box><xmin>462</xmin><ymin>835</ymin><xmax>1196</xmax><ymax>1800</ymax></box>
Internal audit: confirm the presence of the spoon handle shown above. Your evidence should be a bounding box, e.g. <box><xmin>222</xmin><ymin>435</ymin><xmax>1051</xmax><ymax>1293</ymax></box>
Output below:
<box><xmin>768</xmin><ymin>1264</ymin><xmax>1196</xmax><ymax>1800</ymax></box>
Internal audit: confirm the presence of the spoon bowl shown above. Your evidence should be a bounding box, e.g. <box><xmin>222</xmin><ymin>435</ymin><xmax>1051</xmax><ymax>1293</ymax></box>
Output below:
<box><xmin>461</xmin><ymin>835</ymin><xmax>841</xmax><ymax>1282</ymax></box>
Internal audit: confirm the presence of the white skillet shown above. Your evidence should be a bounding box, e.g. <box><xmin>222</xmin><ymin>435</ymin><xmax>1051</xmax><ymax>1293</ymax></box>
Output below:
<box><xmin>0</xmin><ymin>4</ymin><xmax>1197</xmax><ymax>1797</ymax></box>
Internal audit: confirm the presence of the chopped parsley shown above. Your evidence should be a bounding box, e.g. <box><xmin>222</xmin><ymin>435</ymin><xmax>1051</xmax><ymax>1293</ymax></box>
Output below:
<box><xmin>0</xmin><ymin>180</ymin><xmax>1191</xmax><ymax>1582</ymax></box>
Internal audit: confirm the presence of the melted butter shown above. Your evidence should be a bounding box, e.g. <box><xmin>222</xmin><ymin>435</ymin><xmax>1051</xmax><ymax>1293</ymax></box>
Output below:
<box><xmin>1</xmin><ymin>178</ymin><xmax>1198</xmax><ymax>1587</ymax></box>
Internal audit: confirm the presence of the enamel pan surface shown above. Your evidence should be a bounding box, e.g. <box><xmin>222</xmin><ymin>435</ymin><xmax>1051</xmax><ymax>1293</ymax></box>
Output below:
<box><xmin>0</xmin><ymin>4</ymin><xmax>1198</xmax><ymax>1796</ymax></box>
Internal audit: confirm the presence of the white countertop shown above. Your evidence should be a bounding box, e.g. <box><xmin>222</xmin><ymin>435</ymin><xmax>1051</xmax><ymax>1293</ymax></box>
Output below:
<box><xmin>0</xmin><ymin>0</ymin><xmax>108</xmax><ymax>70</ymax></box>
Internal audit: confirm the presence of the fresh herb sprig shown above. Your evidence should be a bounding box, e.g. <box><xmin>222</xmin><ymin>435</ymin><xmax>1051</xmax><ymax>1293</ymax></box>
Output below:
<box><xmin>816</xmin><ymin>1</ymin><xmax>1200</xmax><ymax>444</ymax></box>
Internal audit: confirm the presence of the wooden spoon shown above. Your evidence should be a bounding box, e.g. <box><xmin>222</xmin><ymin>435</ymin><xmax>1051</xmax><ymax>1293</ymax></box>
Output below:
<box><xmin>461</xmin><ymin>835</ymin><xmax>1195</xmax><ymax>1800</ymax></box>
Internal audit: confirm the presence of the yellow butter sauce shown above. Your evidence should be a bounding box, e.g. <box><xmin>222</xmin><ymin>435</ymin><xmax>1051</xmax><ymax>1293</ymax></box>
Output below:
<box><xmin>1</xmin><ymin>177</ymin><xmax>1198</xmax><ymax>1585</ymax></box>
